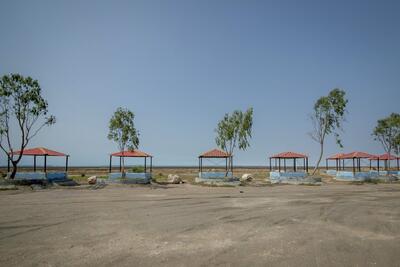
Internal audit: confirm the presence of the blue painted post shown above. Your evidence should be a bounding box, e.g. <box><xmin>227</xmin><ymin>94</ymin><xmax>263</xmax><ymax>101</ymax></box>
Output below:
<box><xmin>34</xmin><ymin>155</ymin><xmax>36</xmax><ymax>172</ymax></box>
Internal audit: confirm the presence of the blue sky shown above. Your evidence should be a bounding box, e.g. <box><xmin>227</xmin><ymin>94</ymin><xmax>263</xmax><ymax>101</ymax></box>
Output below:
<box><xmin>1</xmin><ymin>0</ymin><xmax>399</xmax><ymax>166</ymax></box>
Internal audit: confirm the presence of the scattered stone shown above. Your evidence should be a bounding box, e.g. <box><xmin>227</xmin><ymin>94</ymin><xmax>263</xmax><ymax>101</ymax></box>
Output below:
<box><xmin>87</xmin><ymin>176</ymin><xmax>97</xmax><ymax>185</ymax></box>
<box><xmin>30</xmin><ymin>184</ymin><xmax>45</xmax><ymax>190</ymax></box>
<box><xmin>241</xmin><ymin>173</ymin><xmax>253</xmax><ymax>182</ymax></box>
<box><xmin>167</xmin><ymin>174</ymin><xmax>182</xmax><ymax>184</ymax></box>
<box><xmin>0</xmin><ymin>184</ymin><xmax>17</xmax><ymax>190</ymax></box>
<box><xmin>240</xmin><ymin>191</ymin><xmax>244</xmax><ymax>193</ymax></box>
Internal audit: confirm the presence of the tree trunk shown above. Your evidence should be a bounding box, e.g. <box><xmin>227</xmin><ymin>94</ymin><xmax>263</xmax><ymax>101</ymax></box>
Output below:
<box><xmin>10</xmin><ymin>161</ymin><xmax>18</xmax><ymax>179</ymax></box>
<box><xmin>225</xmin><ymin>156</ymin><xmax>231</xmax><ymax>177</ymax></box>
<box><xmin>312</xmin><ymin>142</ymin><xmax>324</xmax><ymax>175</ymax></box>
<box><xmin>121</xmin><ymin>157</ymin><xmax>125</xmax><ymax>177</ymax></box>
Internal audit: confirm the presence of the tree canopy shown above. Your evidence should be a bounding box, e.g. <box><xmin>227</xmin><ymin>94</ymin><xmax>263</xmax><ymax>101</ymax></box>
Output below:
<box><xmin>108</xmin><ymin>107</ymin><xmax>139</xmax><ymax>174</ymax></box>
<box><xmin>215</xmin><ymin>108</ymin><xmax>253</xmax><ymax>174</ymax></box>
<box><xmin>309</xmin><ymin>88</ymin><xmax>348</xmax><ymax>174</ymax></box>
<box><xmin>0</xmin><ymin>73</ymin><xmax>55</xmax><ymax>178</ymax></box>
<box><xmin>372</xmin><ymin>113</ymin><xmax>400</xmax><ymax>157</ymax></box>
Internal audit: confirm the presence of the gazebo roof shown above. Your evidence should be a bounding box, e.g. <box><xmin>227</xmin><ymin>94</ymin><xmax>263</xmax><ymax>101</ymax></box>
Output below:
<box><xmin>10</xmin><ymin>147</ymin><xmax>67</xmax><ymax>157</ymax></box>
<box><xmin>199</xmin><ymin>149</ymin><xmax>231</xmax><ymax>158</ymax></box>
<box><xmin>369</xmin><ymin>153</ymin><xmax>399</xmax><ymax>160</ymax></box>
<box><xmin>270</xmin><ymin>151</ymin><xmax>308</xmax><ymax>159</ymax></box>
<box><xmin>111</xmin><ymin>150</ymin><xmax>152</xmax><ymax>157</ymax></box>
<box><xmin>327</xmin><ymin>153</ymin><xmax>346</xmax><ymax>160</ymax></box>
<box><xmin>341</xmin><ymin>151</ymin><xmax>376</xmax><ymax>159</ymax></box>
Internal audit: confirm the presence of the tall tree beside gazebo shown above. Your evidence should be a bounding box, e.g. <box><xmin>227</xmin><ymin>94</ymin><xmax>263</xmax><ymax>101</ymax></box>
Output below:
<box><xmin>372</xmin><ymin>112</ymin><xmax>400</xmax><ymax>170</ymax></box>
<box><xmin>0</xmin><ymin>74</ymin><xmax>56</xmax><ymax>179</ymax></box>
<box><xmin>107</xmin><ymin>107</ymin><xmax>139</xmax><ymax>175</ymax></box>
<box><xmin>215</xmin><ymin>107</ymin><xmax>253</xmax><ymax>176</ymax></box>
<box><xmin>309</xmin><ymin>88</ymin><xmax>348</xmax><ymax>175</ymax></box>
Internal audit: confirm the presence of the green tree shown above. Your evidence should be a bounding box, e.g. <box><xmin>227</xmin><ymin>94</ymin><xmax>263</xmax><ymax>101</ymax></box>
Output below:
<box><xmin>309</xmin><ymin>89</ymin><xmax>348</xmax><ymax>175</ymax></box>
<box><xmin>215</xmin><ymin>108</ymin><xmax>253</xmax><ymax>175</ymax></box>
<box><xmin>0</xmin><ymin>74</ymin><xmax>55</xmax><ymax>179</ymax></box>
<box><xmin>107</xmin><ymin>107</ymin><xmax>139</xmax><ymax>174</ymax></box>
<box><xmin>372</xmin><ymin>113</ymin><xmax>400</xmax><ymax>169</ymax></box>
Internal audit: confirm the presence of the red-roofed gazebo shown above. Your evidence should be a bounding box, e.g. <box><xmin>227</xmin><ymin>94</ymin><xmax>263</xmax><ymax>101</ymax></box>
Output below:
<box><xmin>269</xmin><ymin>152</ymin><xmax>308</xmax><ymax>172</ymax></box>
<box><xmin>198</xmin><ymin>149</ymin><xmax>232</xmax><ymax>173</ymax></box>
<box><xmin>109</xmin><ymin>150</ymin><xmax>153</xmax><ymax>173</ymax></box>
<box><xmin>8</xmin><ymin>147</ymin><xmax>69</xmax><ymax>173</ymax></box>
<box><xmin>341</xmin><ymin>151</ymin><xmax>376</xmax><ymax>173</ymax></box>
<box><xmin>369</xmin><ymin>153</ymin><xmax>399</xmax><ymax>171</ymax></box>
<box><xmin>325</xmin><ymin>153</ymin><xmax>346</xmax><ymax>171</ymax></box>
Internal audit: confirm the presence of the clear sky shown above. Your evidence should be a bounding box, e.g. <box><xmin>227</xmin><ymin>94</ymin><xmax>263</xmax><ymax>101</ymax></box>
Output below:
<box><xmin>1</xmin><ymin>0</ymin><xmax>399</xmax><ymax>167</ymax></box>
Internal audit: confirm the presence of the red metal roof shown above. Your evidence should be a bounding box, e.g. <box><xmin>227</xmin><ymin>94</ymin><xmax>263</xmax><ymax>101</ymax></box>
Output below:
<box><xmin>111</xmin><ymin>150</ymin><xmax>152</xmax><ymax>157</ymax></box>
<box><xmin>199</xmin><ymin>149</ymin><xmax>231</xmax><ymax>158</ymax></box>
<box><xmin>369</xmin><ymin>153</ymin><xmax>399</xmax><ymax>160</ymax></box>
<box><xmin>10</xmin><ymin>147</ymin><xmax>67</xmax><ymax>157</ymax></box>
<box><xmin>327</xmin><ymin>153</ymin><xmax>346</xmax><ymax>160</ymax></box>
<box><xmin>270</xmin><ymin>151</ymin><xmax>308</xmax><ymax>159</ymax></box>
<box><xmin>341</xmin><ymin>151</ymin><xmax>376</xmax><ymax>159</ymax></box>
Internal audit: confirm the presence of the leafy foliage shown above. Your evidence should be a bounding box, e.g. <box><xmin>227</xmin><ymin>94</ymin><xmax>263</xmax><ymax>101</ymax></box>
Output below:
<box><xmin>309</xmin><ymin>88</ymin><xmax>348</xmax><ymax>174</ymax></box>
<box><xmin>0</xmin><ymin>74</ymin><xmax>55</xmax><ymax>179</ymax></box>
<box><xmin>215</xmin><ymin>108</ymin><xmax>253</xmax><ymax>174</ymax></box>
<box><xmin>107</xmin><ymin>107</ymin><xmax>139</xmax><ymax>174</ymax></box>
<box><xmin>372</xmin><ymin>113</ymin><xmax>400</xmax><ymax>157</ymax></box>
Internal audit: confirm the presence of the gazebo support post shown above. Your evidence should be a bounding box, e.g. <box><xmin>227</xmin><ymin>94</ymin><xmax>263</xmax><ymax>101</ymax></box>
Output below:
<box><xmin>34</xmin><ymin>155</ymin><xmax>37</xmax><ymax>172</ymax></box>
<box><xmin>306</xmin><ymin>158</ymin><xmax>309</xmax><ymax>173</ymax></box>
<box><xmin>65</xmin><ymin>156</ymin><xmax>69</xmax><ymax>172</ymax></box>
<box><xmin>269</xmin><ymin>158</ymin><xmax>272</xmax><ymax>171</ymax></box>
<box><xmin>352</xmin><ymin>158</ymin><xmax>355</xmax><ymax>174</ymax></box>
<box><xmin>303</xmin><ymin>158</ymin><xmax>306</xmax><ymax>171</ymax></box>
<box><xmin>369</xmin><ymin>160</ymin><xmax>372</xmax><ymax>170</ymax></box>
<box><xmin>150</xmin><ymin>157</ymin><xmax>152</xmax><ymax>173</ymax></box>
<box><xmin>144</xmin><ymin>157</ymin><xmax>147</xmax><ymax>173</ymax></box>
<box><xmin>326</xmin><ymin>159</ymin><xmax>328</xmax><ymax>170</ymax></box>
<box><xmin>7</xmin><ymin>157</ymin><xmax>10</xmax><ymax>172</ymax></box>
<box><xmin>284</xmin><ymin>158</ymin><xmax>286</xmax><ymax>172</ymax></box>
<box><xmin>294</xmin><ymin>158</ymin><xmax>296</xmax><ymax>172</ymax></box>
<box><xmin>397</xmin><ymin>158</ymin><xmax>399</xmax><ymax>171</ymax></box>
<box><xmin>377</xmin><ymin>159</ymin><xmax>380</xmax><ymax>172</ymax></box>
<box><xmin>44</xmin><ymin>155</ymin><xmax>47</xmax><ymax>173</ymax></box>
<box><xmin>109</xmin><ymin>155</ymin><xmax>112</xmax><ymax>173</ymax></box>
<box><xmin>119</xmin><ymin>157</ymin><xmax>122</xmax><ymax>172</ymax></box>
<box><xmin>278</xmin><ymin>158</ymin><xmax>281</xmax><ymax>172</ymax></box>
<box><xmin>226</xmin><ymin>157</ymin><xmax>228</xmax><ymax>171</ymax></box>
<box><xmin>336</xmin><ymin>159</ymin><xmax>339</xmax><ymax>171</ymax></box>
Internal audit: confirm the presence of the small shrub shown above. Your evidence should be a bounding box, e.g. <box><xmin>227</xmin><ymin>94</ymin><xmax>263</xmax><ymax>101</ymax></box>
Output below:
<box><xmin>81</xmin><ymin>173</ymin><xmax>86</xmax><ymax>178</ymax></box>
<box><xmin>131</xmin><ymin>166</ymin><xmax>144</xmax><ymax>173</ymax></box>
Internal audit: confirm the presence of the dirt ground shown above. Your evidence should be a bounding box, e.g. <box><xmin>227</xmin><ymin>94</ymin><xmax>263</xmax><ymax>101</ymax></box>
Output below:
<box><xmin>1</xmin><ymin>183</ymin><xmax>400</xmax><ymax>267</ymax></box>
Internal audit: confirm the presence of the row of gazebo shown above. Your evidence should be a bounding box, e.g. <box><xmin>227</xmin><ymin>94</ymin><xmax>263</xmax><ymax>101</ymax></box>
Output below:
<box><xmin>5</xmin><ymin>147</ymin><xmax>400</xmax><ymax>174</ymax></box>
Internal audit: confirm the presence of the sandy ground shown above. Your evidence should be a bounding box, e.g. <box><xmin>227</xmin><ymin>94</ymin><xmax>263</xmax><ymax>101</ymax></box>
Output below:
<box><xmin>1</xmin><ymin>183</ymin><xmax>400</xmax><ymax>267</ymax></box>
